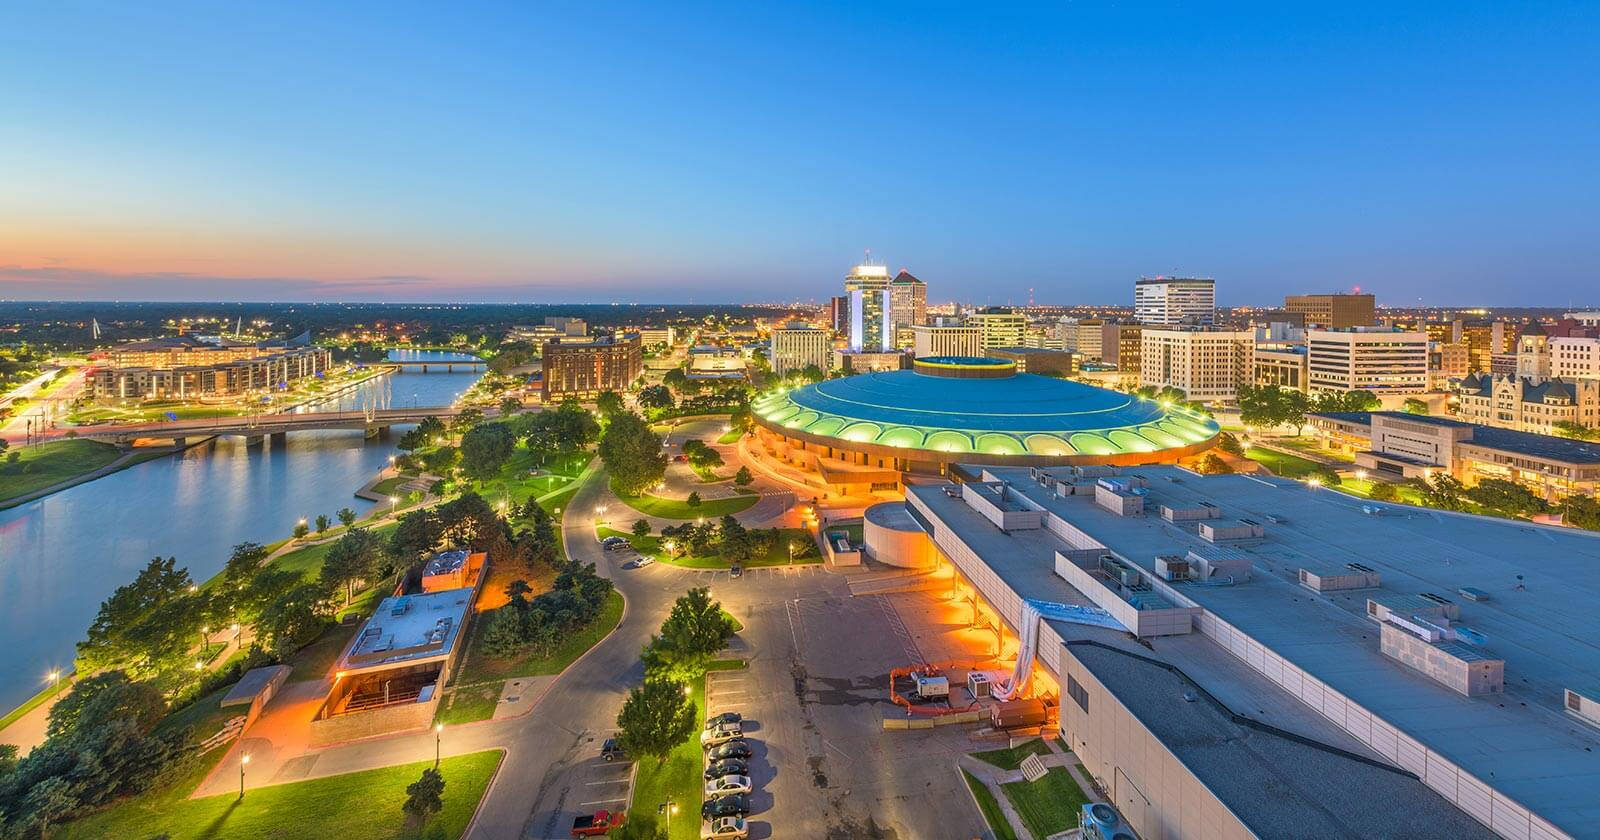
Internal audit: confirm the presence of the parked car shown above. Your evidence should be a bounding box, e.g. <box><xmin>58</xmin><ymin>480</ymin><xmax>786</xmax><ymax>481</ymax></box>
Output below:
<box><xmin>674</xmin><ymin>454</ymin><xmax>689</xmax><ymax>462</ymax></box>
<box><xmin>701</xmin><ymin>721</ymin><xmax>743</xmax><ymax>747</ymax></box>
<box><xmin>729</xmin><ymin>564</ymin><xmax>742</xmax><ymax>578</ymax></box>
<box><xmin>701</xmin><ymin>793</ymin><xmax>750</xmax><ymax>819</ymax></box>
<box><xmin>600</xmin><ymin>738</ymin><xmax>627</xmax><ymax>762</ymax></box>
<box><xmin>705</xmin><ymin>711</ymin><xmax>742</xmax><ymax>729</ymax></box>
<box><xmin>703</xmin><ymin>759</ymin><xmax>748</xmax><ymax>780</ymax></box>
<box><xmin>706</xmin><ymin>740</ymin><xmax>752</xmax><ymax>762</ymax></box>
<box><xmin>701</xmin><ymin>816</ymin><xmax>749</xmax><ymax>839</ymax></box>
<box><xmin>601</xmin><ymin>536</ymin><xmax>629</xmax><ymax>550</ymax></box>
<box><xmin>571</xmin><ymin>809</ymin><xmax>624</xmax><ymax>836</ymax></box>
<box><xmin>704</xmin><ymin>774</ymin><xmax>753</xmax><ymax>798</ymax></box>
<box><xmin>624</xmin><ymin>556</ymin><xmax>654</xmax><ymax>569</ymax></box>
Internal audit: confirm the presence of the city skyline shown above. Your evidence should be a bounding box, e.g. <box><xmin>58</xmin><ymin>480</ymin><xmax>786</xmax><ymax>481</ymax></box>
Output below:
<box><xmin>3</xmin><ymin>3</ymin><xmax>1599</xmax><ymax>305</ymax></box>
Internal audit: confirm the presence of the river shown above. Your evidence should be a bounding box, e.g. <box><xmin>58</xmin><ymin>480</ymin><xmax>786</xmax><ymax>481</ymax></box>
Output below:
<box><xmin>0</xmin><ymin>350</ymin><xmax>483</xmax><ymax>711</ymax></box>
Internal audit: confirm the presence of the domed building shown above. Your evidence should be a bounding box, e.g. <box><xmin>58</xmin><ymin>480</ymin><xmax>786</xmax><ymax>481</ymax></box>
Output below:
<box><xmin>751</xmin><ymin>356</ymin><xmax>1219</xmax><ymax>495</ymax></box>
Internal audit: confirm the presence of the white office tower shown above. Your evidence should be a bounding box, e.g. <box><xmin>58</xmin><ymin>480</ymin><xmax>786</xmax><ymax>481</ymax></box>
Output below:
<box><xmin>845</xmin><ymin>262</ymin><xmax>892</xmax><ymax>352</ymax></box>
<box><xmin>1135</xmin><ymin>277</ymin><xmax>1216</xmax><ymax>326</ymax></box>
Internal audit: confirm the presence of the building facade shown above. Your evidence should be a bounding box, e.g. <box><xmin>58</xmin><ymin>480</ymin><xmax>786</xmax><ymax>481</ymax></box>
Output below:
<box><xmin>1432</xmin><ymin>341</ymin><xmax>1471</xmax><ymax>389</ymax></box>
<box><xmin>1455</xmin><ymin>374</ymin><xmax>1600</xmax><ymax>435</ymax></box>
<box><xmin>769</xmin><ymin>323</ymin><xmax>832</xmax><ymax>375</ymax></box>
<box><xmin>540</xmin><ymin>334</ymin><xmax>642</xmax><ymax>400</ymax></box>
<box><xmin>888</xmin><ymin>270</ymin><xmax>927</xmax><ymax>338</ymax></box>
<box><xmin>1134</xmin><ymin>277</ymin><xmax>1215</xmax><ymax>325</ymax></box>
<box><xmin>911</xmin><ymin>324</ymin><xmax>983</xmax><ymax>359</ymax></box>
<box><xmin>1253</xmin><ymin>345</ymin><xmax>1310</xmax><ymax>389</ymax></box>
<box><xmin>987</xmin><ymin>347</ymin><xmax>1078</xmax><ymax>377</ymax></box>
<box><xmin>1305</xmin><ymin>328</ymin><xmax>1428</xmax><ymax>396</ymax></box>
<box><xmin>1284</xmin><ymin>293</ymin><xmax>1375</xmax><ymax>329</ymax></box>
<box><xmin>968</xmin><ymin>307</ymin><xmax>1027</xmax><ymax>349</ymax></box>
<box><xmin>88</xmin><ymin>336</ymin><xmax>332</xmax><ymax>401</ymax></box>
<box><xmin>845</xmin><ymin>263</ymin><xmax>893</xmax><ymax>352</ymax></box>
<box><xmin>1139</xmin><ymin>329</ymin><xmax>1253</xmax><ymax>402</ymax></box>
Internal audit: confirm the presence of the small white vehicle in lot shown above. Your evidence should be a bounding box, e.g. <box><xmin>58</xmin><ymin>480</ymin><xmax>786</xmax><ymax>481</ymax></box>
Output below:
<box><xmin>701</xmin><ymin>816</ymin><xmax>749</xmax><ymax>839</ymax></box>
<box><xmin>700</xmin><ymin>721</ymin><xmax>743</xmax><ymax>747</ymax></box>
<box><xmin>704</xmin><ymin>774</ymin><xmax>753</xmax><ymax>798</ymax></box>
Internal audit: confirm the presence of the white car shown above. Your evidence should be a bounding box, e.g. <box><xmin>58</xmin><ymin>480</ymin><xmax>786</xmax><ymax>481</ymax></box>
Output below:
<box><xmin>704</xmin><ymin>774</ymin><xmax>753</xmax><ymax>798</ymax></box>
<box><xmin>700</xmin><ymin>721</ymin><xmax>743</xmax><ymax>747</ymax></box>
<box><xmin>633</xmin><ymin>556</ymin><xmax>654</xmax><ymax>568</ymax></box>
<box><xmin>701</xmin><ymin>816</ymin><xmax>748</xmax><ymax>839</ymax></box>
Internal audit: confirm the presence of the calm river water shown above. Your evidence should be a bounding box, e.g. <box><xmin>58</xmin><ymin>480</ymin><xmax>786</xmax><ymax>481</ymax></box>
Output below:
<box><xmin>0</xmin><ymin>351</ymin><xmax>482</xmax><ymax>710</ymax></box>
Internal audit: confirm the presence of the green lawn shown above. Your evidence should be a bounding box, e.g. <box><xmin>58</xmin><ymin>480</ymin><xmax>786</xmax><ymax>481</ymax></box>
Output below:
<box><xmin>1001</xmin><ymin>766</ymin><xmax>1092</xmax><ymax>839</ymax></box>
<box><xmin>285</xmin><ymin>622</ymin><xmax>361</xmax><ymax>681</ymax></box>
<box><xmin>469</xmin><ymin>447</ymin><xmax>592</xmax><ymax>510</ymax></box>
<box><xmin>271</xmin><ymin>521</ymin><xmax>399</xmax><ymax>584</ymax></box>
<box><xmin>1270</xmin><ymin>435</ymin><xmax>1355</xmax><ymax>462</ymax></box>
<box><xmin>715</xmin><ymin>428</ymin><xmax>744</xmax><ymax>445</ymax></box>
<box><xmin>614</xmin><ymin>490</ymin><xmax>758</xmax><ymax>520</ymax></box>
<box><xmin>629</xmin><ymin>673</ymin><xmax>707</xmax><ymax>840</ymax></box>
<box><xmin>962</xmin><ymin>769</ymin><xmax>1019</xmax><ymax>840</ymax></box>
<box><xmin>598</xmin><ymin>526</ymin><xmax>819</xmax><ymax>569</ymax></box>
<box><xmin>455</xmin><ymin>589</ymin><xmax>624</xmax><ymax>684</ymax></box>
<box><xmin>436</xmin><ymin>682</ymin><xmax>502</xmax><ymax>725</ymax></box>
<box><xmin>972</xmin><ymin>738</ymin><xmax>1052</xmax><ymax>771</ymax></box>
<box><xmin>1244</xmin><ymin>445</ymin><xmax>1322</xmax><ymax>479</ymax></box>
<box><xmin>61</xmin><ymin>750</ymin><xmax>503</xmax><ymax>840</ymax></box>
<box><xmin>0</xmin><ymin>439</ymin><xmax>124</xmax><ymax>503</ymax></box>
<box><xmin>371</xmin><ymin>475</ymin><xmax>410</xmax><ymax>497</ymax></box>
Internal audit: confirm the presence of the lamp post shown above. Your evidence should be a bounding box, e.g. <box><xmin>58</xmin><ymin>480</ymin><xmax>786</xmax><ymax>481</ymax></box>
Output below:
<box><xmin>47</xmin><ymin>670</ymin><xmax>60</xmax><ymax>689</ymax></box>
<box><xmin>389</xmin><ymin>495</ymin><xmax>399</xmax><ymax>512</ymax></box>
<box><xmin>788</xmin><ymin>541</ymin><xmax>796</xmax><ymax>566</ymax></box>
<box><xmin>658</xmin><ymin>800</ymin><xmax>678</xmax><ymax>836</ymax></box>
<box><xmin>239</xmin><ymin>754</ymin><xmax>250</xmax><ymax>799</ymax></box>
<box><xmin>435</xmin><ymin>723</ymin><xmax>443</xmax><ymax>767</ymax></box>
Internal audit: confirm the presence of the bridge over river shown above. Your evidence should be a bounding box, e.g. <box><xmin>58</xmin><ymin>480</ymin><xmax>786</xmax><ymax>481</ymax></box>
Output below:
<box><xmin>69</xmin><ymin>406</ymin><xmax>477</xmax><ymax>446</ymax></box>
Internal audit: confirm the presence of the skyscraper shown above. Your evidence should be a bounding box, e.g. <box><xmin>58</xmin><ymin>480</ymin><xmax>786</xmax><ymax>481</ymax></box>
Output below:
<box><xmin>966</xmin><ymin>307</ymin><xmax>1027</xmax><ymax>349</ymax></box>
<box><xmin>844</xmin><ymin>262</ymin><xmax>892</xmax><ymax>352</ymax></box>
<box><xmin>1134</xmin><ymin>277</ymin><xmax>1216</xmax><ymax>325</ymax></box>
<box><xmin>889</xmin><ymin>270</ymin><xmax>927</xmax><ymax>331</ymax></box>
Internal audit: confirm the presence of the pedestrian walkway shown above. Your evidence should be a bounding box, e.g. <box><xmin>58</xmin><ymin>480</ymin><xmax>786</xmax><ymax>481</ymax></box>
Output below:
<box><xmin>958</xmin><ymin>739</ymin><xmax>1103</xmax><ymax>840</ymax></box>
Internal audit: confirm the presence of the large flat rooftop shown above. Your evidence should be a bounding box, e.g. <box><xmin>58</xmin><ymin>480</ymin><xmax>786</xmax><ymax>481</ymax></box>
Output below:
<box><xmin>1315</xmin><ymin>410</ymin><xmax>1600</xmax><ymax>464</ymax></box>
<box><xmin>959</xmin><ymin>465</ymin><xmax>1600</xmax><ymax>834</ymax></box>
<box><xmin>339</xmin><ymin>588</ymin><xmax>473</xmax><ymax>674</ymax></box>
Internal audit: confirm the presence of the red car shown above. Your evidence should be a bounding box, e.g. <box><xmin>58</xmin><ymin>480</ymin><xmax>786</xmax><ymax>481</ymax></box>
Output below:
<box><xmin>571</xmin><ymin>810</ymin><xmax>624</xmax><ymax>836</ymax></box>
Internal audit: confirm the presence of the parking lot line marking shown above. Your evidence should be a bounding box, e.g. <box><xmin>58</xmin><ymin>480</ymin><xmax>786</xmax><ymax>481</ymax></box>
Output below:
<box><xmin>579</xmin><ymin>797</ymin><xmax>627</xmax><ymax>807</ymax></box>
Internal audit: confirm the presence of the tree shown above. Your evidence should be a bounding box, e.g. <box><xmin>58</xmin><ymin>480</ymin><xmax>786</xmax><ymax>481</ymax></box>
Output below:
<box><xmin>717</xmin><ymin>515</ymin><xmax>757</xmax><ymax>565</ymax></box>
<box><xmin>599</xmin><ymin>412</ymin><xmax>667</xmax><ymax>497</ymax></box>
<box><xmin>223</xmin><ymin>542</ymin><xmax>270</xmax><ymax>589</ymax></box>
<box><xmin>637</xmin><ymin>384</ymin><xmax>675</xmax><ymax>412</ymax></box>
<box><xmin>734</xmin><ymin>466</ymin><xmax>753</xmax><ymax>486</ymax></box>
<box><xmin>460</xmin><ymin>421</ymin><xmax>516</xmax><ymax>482</ymax></box>
<box><xmin>1464</xmin><ymin>478</ymin><xmax>1545</xmax><ymax>517</ymax></box>
<box><xmin>397</xmin><ymin>426</ymin><xmax>427</xmax><ymax>452</ymax></box>
<box><xmin>416</xmin><ymin>415</ymin><xmax>446</xmax><ymax>442</ymax></box>
<box><xmin>451</xmin><ymin>408</ymin><xmax>484</xmax><ymax>433</ymax></box>
<box><xmin>596</xmin><ymin>390</ymin><xmax>625</xmax><ymax>418</ymax></box>
<box><xmin>315</xmin><ymin>514</ymin><xmax>331</xmax><ymax>536</ymax></box>
<box><xmin>499</xmin><ymin>396</ymin><xmax>521</xmax><ymax>416</ymax></box>
<box><xmin>615</xmin><ymin>677</ymin><xmax>697</xmax><ymax>762</ymax></box>
<box><xmin>293</xmin><ymin>521</ymin><xmax>310</xmax><ymax>540</ymax></box>
<box><xmin>632</xmin><ymin>519</ymin><xmax>652</xmax><ymax>538</ymax></box>
<box><xmin>1553</xmin><ymin>421</ymin><xmax>1600</xmax><ymax>441</ymax></box>
<box><xmin>1411</xmin><ymin>473</ymin><xmax>1466</xmax><ymax>511</ymax></box>
<box><xmin>643</xmin><ymin>587</ymin><xmax>736</xmax><ymax>680</ymax></box>
<box><xmin>0</xmin><ymin>438</ymin><xmax>8</xmax><ymax>458</ymax></box>
<box><xmin>685</xmin><ymin>491</ymin><xmax>701</xmax><ymax>508</ymax></box>
<box><xmin>256</xmin><ymin>583</ymin><xmax>331</xmax><ymax>659</ymax></box>
<box><xmin>337</xmin><ymin>507</ymin><xmax>358</xmax><ymax>529</ymax></box>
<box><xmin>1367</xmin><ymin>482</ymin><xmax>1399</xmax><ymax>502</ymax></box>
<box><xmin>1403</xmin><ymin>397</ymin><xmax>1429</xmax><ymax>415</ymax></box>
<box><xmin>1216</xmin><ymin>432</ymin><xmax>1245</xmax><ymax>457</ymax></box>
<box><xmin>1198</xmin><ymin>453</ymin><xmax>1233</xmax><ymax>474</ymax></box>
<box><xmin>403</xmin><ymin>767</ymin><xmax>446</xmax><ymax>828</ymax></box>
<box><xmin>76</xmin><ymin>557</ymin><xmax>196</xmax><ymax>675</ymax></box>
<box><xmin>1311</xmin><ymin>465</ymin><xmax>1342</xmax><ymax>486</ymax></box>
<box><xmin>321</xmin><ymin>527</ymin><xmax>387</xmax><ymax>604</ymax></box>
<box><xmin>46</xmin><ymin>671</ymin><xmax>164</xmax><ymax>741</ymax></box>
<box><xmin>1561</xmin><ymin>495</ymin><xmax>1600</xmax><ymax>530</ymax></box>
<box><xmin>797</xmin><ymin>363</ymin><xmax>825</xmax><ymax>384</ymax></box>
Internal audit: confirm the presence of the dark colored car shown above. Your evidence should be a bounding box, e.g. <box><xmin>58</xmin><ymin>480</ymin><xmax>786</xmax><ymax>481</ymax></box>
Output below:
<box><xmin>600</xmin><ymin>738</ymin><xmax>627</xmax><ymax>762</ymax></box>
<box><xmin>706</xmin><ymin>740</ymin><xmax>752</xmax><ymax>761</ymax></box>
<box><xmin>705</xmin><ymin>711</ymin><xmax>743</xmax><ymax>729</ymax></box>
<box><xmin>601</xmin><ymin>536</ymin><xmax>628</xmax><ymax>550</ymax></box>
<box><xmin>729</xmin><ymin>564</ymin><xmax>742</xmax><ymax>578</ymax></box>
<box><xmin>701</xmin><ymin>793</ymin><xmax>751</xmax><ymax>820</ymax></box>
<box><xmin>703</xmin><ymin>759</ymin><xmax>749</xmax><ymax>780</ymax></box>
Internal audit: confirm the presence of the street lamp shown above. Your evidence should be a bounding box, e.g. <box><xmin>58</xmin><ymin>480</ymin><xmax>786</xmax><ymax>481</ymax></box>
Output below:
<box><xmin>239</xmin><ymin>754</ymin><xmax>250</xmax><ymax>799</ymax></box>
<box><xmin>657</xmin><ymin>800</ymin><xmax>679</xmax><ymax>836</ymax></box>
<box><xmin>1355</xmin><ymin>469</ymin><xmax>1368</xmax><ymax>481</ymax></box>
<box><xmin>435</xmin><ymin>723</ymin><xmax>444</xmax><ymax>767</ymax></box>
<box><xmin>47</xmin><ymin>670</ymin><xmax>60</xmax><ymax>688</ymax></box>
<box><xmin>389</xmin><ymin>495</ymin><xmax>399</xmax><ymax>510</ymax></box>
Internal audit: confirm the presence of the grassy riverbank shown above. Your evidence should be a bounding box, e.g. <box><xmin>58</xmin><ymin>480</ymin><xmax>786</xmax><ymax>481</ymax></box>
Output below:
<box><xmin>0</xmin><ymin>439</ymin><xmax>128</xmax><ymax>505</ymax></box>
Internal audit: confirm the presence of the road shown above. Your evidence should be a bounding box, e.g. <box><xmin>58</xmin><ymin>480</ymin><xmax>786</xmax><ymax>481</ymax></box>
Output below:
<box><xmin>0</xmin><ymin>364</ymin><xmax>81</xmax><ymax>442</ymax></box>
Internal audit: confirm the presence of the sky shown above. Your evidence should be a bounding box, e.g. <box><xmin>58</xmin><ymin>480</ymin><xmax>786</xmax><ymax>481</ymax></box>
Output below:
<box><xmin>1</xmin><ymin>1</ymin><xmax>1597</xmax><ymax>307</ymax></box>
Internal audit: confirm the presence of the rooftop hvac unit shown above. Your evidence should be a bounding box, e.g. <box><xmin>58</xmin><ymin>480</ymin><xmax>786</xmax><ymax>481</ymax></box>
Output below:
<box><xmin>1080</xmin><ymin>802</ymin><xmax>1128</xmax><ymax>840</ymax></box>
<box><xmin>968</xmin><ymin>672</ymin><xmax>993</xmax><ymax>699</ymax></box>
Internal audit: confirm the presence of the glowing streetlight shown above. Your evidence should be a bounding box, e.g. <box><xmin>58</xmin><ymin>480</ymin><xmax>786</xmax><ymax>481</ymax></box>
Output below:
<box><xmin>1354</xmin><ymin>469</ymin><xmax>1368</xmax><ymax>481</ymax></box>
<box><xmin>47</xmin><ymin>670</ymin><xmax>61</xmax><ymax>688</ymax></box>
<box><xmin>388</xmin><ymin>495</ymin><xmax>399</xmax><ymax>510</ymax></box>
<box><xmin>435</xmin><ymin>723</ymin><xmax>444</xmax><ymax>767</ymax></box>
<box><xmin>1307</xmin><ymin>477</ymin><xmax>1323</xmax><ymax>488</ymax></box>
<box><xmin>239</xmin><ymin>753</ymin><xmax>251</xmax><ymax>799</ymax></box>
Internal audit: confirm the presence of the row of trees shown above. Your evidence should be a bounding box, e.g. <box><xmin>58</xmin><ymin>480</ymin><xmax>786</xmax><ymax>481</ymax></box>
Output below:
<box><xmin>616</xmin><ymin>588</ymin><xmax>738</xmax><ymax>763</ymax></box>
<box><xmin>479</xmin><ymin>560</ymin><xmax>615</xmax><ymax>659</ymax></box>
<box><xmin>1237</xmin><ymin>385</ymin><xmax>1380</xmax><ymax>435</ymax></box>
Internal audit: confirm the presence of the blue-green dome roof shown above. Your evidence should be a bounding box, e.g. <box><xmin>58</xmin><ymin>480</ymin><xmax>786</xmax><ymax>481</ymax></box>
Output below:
<box><xmin>752</xmin><ymin>367</ymin><xmax>1218</xmax><ymax>458</ymax></box>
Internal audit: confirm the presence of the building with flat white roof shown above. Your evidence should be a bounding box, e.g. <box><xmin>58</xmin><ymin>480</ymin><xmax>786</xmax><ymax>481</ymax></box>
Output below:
<box><xmin>877</xmin><ymin>465</ymin><xmax>1600</xmax><ymax>839</ymax></box>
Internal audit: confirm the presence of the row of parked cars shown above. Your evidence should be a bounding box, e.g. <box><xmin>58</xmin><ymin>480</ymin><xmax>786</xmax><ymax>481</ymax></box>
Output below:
<box><xmin>699</xmin><ymin>711</ymin><xmax>755</xmax><ymax>839</ymax></box>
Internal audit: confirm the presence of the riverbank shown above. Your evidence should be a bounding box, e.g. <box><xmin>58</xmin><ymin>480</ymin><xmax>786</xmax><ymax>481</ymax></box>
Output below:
<box><xmin>0</xmin><ymin>439</ymin><xmax>186</xmax><ymax>510</ymax></box>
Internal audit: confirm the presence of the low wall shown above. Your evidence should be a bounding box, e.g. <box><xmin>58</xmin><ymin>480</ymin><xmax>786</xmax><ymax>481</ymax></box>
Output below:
<box><xmin>308</xmin><ymin>696</ymin><xmax>438</xmax><ymax>747</ymax></box>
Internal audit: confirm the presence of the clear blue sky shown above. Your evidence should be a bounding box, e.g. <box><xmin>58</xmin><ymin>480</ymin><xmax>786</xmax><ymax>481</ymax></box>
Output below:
<box><xmin>2</xmin><ymin>1</ymin><xmax>1597</xmax><ymax>306</ymax></box>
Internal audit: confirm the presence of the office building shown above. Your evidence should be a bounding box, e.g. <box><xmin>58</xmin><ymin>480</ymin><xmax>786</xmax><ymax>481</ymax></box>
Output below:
<box><xmin>1455</xmin><ymin>374</ymin><xmax>1600</xmax><ymax>436</ymax></box>
<box><xmin>625</xmin><ymin>326</ymin><xmax>674</xmax><ymax>349</ymax></box>
<box><xmin>1055</xmin><ymin>317</ymin><xmax>1106</xmax><ymax>357</ymax></box>
<box><xmin>1134</xmin><ymin>277</ymin><xmax>1215</xmax><ymax>325</ymax></box>
<box><xmin>1284</xmin><ymin>293</ymin><xmax>1376</xmax><ymax>329</ymax></box>
<box><xmin>845</xmin><ymin>262</ymin><xmax>893</xmax><ymax>352</ymax></box>
<box><xmin>544</xmin><ymin>316</ymin><xmax>588</xmax><ymax>336</ymax></box>
<box><xmin>829</xmin><ymin>295</ymin><xmax>850</xmax><ymax>335</ymax></box>
<box><xmin>870</xmin><ymin>465</ymin><xmax>1588</xmax><ymax>839</ymax></box>
<box><xmin>750</xmin><ymin>356</ymin><xmax>1216</xmax><ymax>494</ymax></box>
<box><xmin>1101</xmin><ymin>323</ymin><xmax>1142</xmax><ymax>375</ymax></box>
<box><xmin>889</xmin><ymin>270</ymin><xmax>927</xmax><ymax>334</ymax></box>
<box><xmin>1460</xmin><ymin>320</ymin><xmax>1517</xmax><ymax>373</ymax></box>
<box><xmin>769</xmin><ymin>322</ymin><xmax>832</xmax><ymax>376</ymax></box>
<box><xmin>911</xmin><ymin>324</ymin><xmax>983</xmax><ymax>359</ymax></box>
<box><xmin>1139</xmin><ymin>329</ymin><xmax>1254</xmax><ymax>402</ymax></box>
<box><xmin>1253</xmin><ymin>345</ymin><xmax>1310</xmax><ymax>390</ymax></box>
<box><xmin>968</xmin><ymin>307</ymin><xmax>1027</xmax><ymax>349</ymax></box>
<box><xmin>1310</xmin><ymin>411</ymin><xmax>1600</xmax><ymax>501</ymax></box>
<box><xmin>1305</xmin><ymin>327</ymin><xmax>1429</xmax><ymax>396</ymax></box>
<box><xmin>540</xmin><ymin>333</ymin><xmax>642</xmax><ymax>400</ymax></box>
<box><xmin>687</xmin><ymin>346</ymin><xmax>746</xmax><ymax>381</ymax></box>
<box><xmin>1431</xmin><ymin>341</ymin><xmax>1471</xmax><ymax>389</ymax></box>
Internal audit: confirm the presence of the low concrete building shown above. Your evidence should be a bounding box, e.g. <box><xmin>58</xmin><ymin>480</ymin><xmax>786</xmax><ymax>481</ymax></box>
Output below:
<box><xmin>420</xmin><ymin>549</ymin><xmax>485</xmax><ymax>593</ymax></box>
<box><xmin>987</xmin><ymin>346</ymin><xmax>1078</xmax><ymax>377</ymax></box>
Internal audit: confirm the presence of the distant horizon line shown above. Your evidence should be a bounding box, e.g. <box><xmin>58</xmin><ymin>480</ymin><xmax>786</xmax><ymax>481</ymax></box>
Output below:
<box><xmin>1</xmin><ymin>298</ymin><xmax>1596</xmax><ymax>311</ymax></box>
